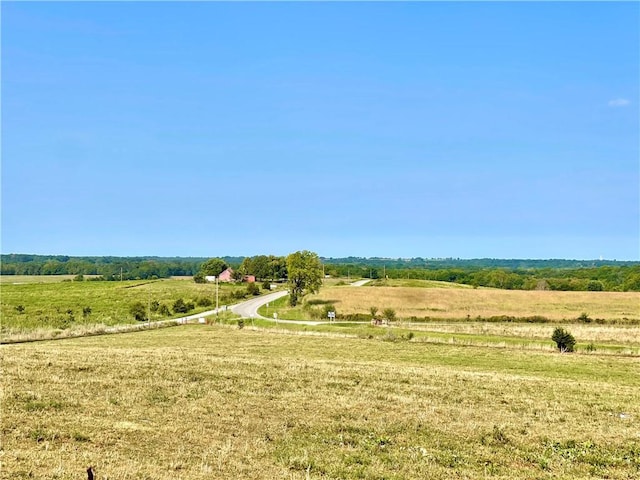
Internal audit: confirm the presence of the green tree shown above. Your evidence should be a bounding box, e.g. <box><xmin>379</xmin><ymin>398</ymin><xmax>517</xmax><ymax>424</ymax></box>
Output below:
<box><xmin>286</xmin><ymin>250</ymin><xmax>322</xmax><ymax>306</ymax></box>
<box><xmin>552</xmin><ymin>327</ymin><xmax>576</xmax><ymax>353</ymax></box>
<box><xmin>200</xmin><ymin>258</ymin><xmax>227</xmax><ymax>277</ymax></box>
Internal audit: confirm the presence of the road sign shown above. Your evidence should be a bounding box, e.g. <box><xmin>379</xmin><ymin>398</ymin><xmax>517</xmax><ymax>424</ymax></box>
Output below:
<box><xmin>328</xmin><ymin>311</ymin><xmax>335</xmax><ymax>321</ymax></box>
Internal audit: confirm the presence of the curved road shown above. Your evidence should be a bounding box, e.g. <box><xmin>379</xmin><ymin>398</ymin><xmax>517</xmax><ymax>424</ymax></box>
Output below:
<box><xmin>231</xmin><ymin>290</ymin><xmax>289</xmax><ymax>319</ymax></box>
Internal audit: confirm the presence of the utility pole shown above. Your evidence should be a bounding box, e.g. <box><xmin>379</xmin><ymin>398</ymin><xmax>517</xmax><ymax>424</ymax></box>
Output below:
<box><xmin>215</xmin><ymin>276</ymin><xmax>219</xmax><ymax>321</ymax></box>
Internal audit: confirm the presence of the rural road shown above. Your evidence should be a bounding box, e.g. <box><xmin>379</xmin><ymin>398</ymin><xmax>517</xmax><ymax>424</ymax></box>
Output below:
<box><xmin>231</xmin><ymin>290</ymin><xmax>288</xmax><ymax>319</ymax></box>
<box><xmin>230</xmin><ymin>279</ymin><xmax>372</xmax><ymax>325</ymax></box>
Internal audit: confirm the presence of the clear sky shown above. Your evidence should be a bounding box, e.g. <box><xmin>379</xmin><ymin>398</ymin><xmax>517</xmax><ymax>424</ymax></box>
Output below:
<box><xmin>2</xmin><ymin>2</ymin><xmax>638</xmax><ymax>260</ymax></box>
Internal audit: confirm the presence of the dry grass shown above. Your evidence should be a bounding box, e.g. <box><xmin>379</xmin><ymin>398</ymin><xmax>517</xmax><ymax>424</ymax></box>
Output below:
<box><xmin>310</xmin><ymin>285</ymin><xmax>639</xmax><ymax>322</ymax></box>
<box><xmin>2</xmin><ymin>326</ymin><xmax>639</xmax><ymax>479</ymax></box>
<box><xmin>405</xmin><ymin>322</ymin><xmax>640</xmax><ymax>346</ymax></box>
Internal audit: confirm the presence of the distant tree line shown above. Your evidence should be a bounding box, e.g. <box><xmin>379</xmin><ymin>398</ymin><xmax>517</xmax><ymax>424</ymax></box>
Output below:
<box><xmin>2</xmin><ymin>254</ymin><xmax>638</xmax><ymax>291</ymax></box>
<box><xmin>322</xmin><ymin>262</ymin><xmax>640</xmax><ymax>292</ymax></box>
<box><xmin>0</xmin><ymin>254</ymin><xmax>243</xmax><ymax>280</ymax></box>
<box><xmin>321</xmin><ymin>256</ymin><xmax>637</xmax><ymax>270</ymax></box>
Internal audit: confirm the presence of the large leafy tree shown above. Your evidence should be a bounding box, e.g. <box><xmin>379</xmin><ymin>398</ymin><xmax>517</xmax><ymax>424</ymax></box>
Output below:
<box><xmin>286</xmin><ymin>250</ymin><xmax>322</xmax><ymax>306</ymax></box>
<box><xmin>199</xmin><ymin>258</ymin><xmax>228</xmax><ymax>277</ymax></box>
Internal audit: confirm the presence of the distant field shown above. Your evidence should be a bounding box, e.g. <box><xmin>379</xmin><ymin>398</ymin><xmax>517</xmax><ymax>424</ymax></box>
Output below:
<box><xmin>307</xmin><ymin>283</ymin><xmax>639</xmax><ymax>322</ymax></box>
<box><xmin>0</xmin><ymin>274</ymin><xmax>102</xmax><ymax>284</ymax></box>
<box><xmin>3</xmin><ymin>326</ymin><xmax>638</xmax><ymax>479</ymax></box>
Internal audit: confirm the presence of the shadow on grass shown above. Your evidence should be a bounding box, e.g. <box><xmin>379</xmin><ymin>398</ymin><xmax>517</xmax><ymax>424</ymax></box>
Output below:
<box><xmin>306</xmin><ymin>299</ymin><xmax>341</xmax><ymax>306</ymax></box>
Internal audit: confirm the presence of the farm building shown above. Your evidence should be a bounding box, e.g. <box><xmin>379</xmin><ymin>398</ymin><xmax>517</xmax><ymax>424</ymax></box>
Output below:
<box><xmin>205</xmin><ymin>269</ymin><xmax>255</xmax><ymax>283</ymax></box>
<box><xmin>218</xmin><ymin>268</ymin><xmax>234</xmax><ymax>282</ymax></box>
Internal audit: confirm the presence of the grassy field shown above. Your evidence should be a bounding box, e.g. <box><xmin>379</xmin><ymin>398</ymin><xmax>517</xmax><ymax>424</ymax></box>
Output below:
<box><xmin>3</xmin><ymin>326</ymin><xmax>639</xmax><ymax>479</ymax></box>
<box><xmin>302</xmin><ymin>282</ymin><xmax>639</xmax><ymax>322</ymax></box>
<box><xmin>0</xmin><ymin>276</ymin><xmax>265</xmax><ymax>341</ymax></box>
<box><xmin>0</xmin><ymin>275</ymin><xmax>103</xmax><ymax>284</ymax></box>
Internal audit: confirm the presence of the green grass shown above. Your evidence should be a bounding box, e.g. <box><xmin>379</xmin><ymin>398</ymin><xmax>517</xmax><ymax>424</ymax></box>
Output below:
<box><xmin>3</xmin><ymin>326</ymin><xmax>639</xmax><ymax>479</ymax></box>
<box><xmin>0</xmin><ymin>278</ymin><xmax>257</xmax><ymax>340</ymax></box>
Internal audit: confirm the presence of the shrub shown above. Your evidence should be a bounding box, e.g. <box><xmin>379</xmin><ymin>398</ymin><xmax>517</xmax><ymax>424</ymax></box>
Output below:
<box><xmin>382</xmin><ymin>308</ymin><xmax>397</xmax><ymax>324</ymax></box>
<box><xmin>246</xmin><ymin>283</ymin><xmax>260</xmax><ymax>296</ymax></box>
<box><xmin>196</xmin><ymin>296</ymin><xmax>212</xmax><ymax>307</ymax></box>
<box><xmin>172</xmin><ymin>298</ymin><xmax>189</xmax><ymax>314</ymax></box>
<box><xmin>552</xmin><ymin>327</ymin><xmax>576</xmax><ymax>352</ymax></box>
<box><xmin>231</xmin><ymin>289</ymin><xmax>247</xmax><ymax>300</ymax></box>
<box><xmin>82</xmin><ymin>306</ymin><xmax>92</xmax><ymax>318</ymax></box>
<box><xmin>577</xmin><ymin>312</ymin><xmax>592</xmax><ymax>323</ymax></box>
<box><xmin>322</xmin><ymin>304</ymin><xmax>336</xmax><ymax>320</ymax></box>
<box><xmin>158</xmin><ymin>304</ymin><xmax>171</xmax><ymax>316</ymax></box>
<box><xmin>130</xmin><ymin>302</ymin><xmax>147</xmax><ymax>322</ymax></box>
<box><xmin>15</xmin><ymin>305</ymin><xmax>25</xmax><ymax>314</ymax></box>
<box><xmin>262</xmin><ymin>281</ymin><xmax>271</xmax><ymax>291</ymax></box>
<box><xmin>193</xmin><ymin>272</ymin><xmax>206</xmax><ymax>284</ymax></box>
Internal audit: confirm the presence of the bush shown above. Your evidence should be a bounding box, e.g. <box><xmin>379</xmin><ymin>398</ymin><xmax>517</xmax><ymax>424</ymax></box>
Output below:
<box><xmin>246</xmin><ymin>283</ymin><xmax>260</xmax><ymax>296</ymax></box>
<box><xmin>552</xmin><ymin>327</ymin><xmax>576</xmax><ymax>352</ymax></box>
<box><xmin>322</xmin><ymin>304</ymin><xmax>337</xmax><ymax>320</ymax></box>
<box><xmin>196</xmin><ymin>296</ymin><xmax>212</xmax><ymax>307</ymax></box>
<box><xmin>382</xmin><ymin>308</ymin><xmax>397</xmax><ymax>324</ymax></box>
<box><xmin>231</xmin><ymin>289</ymin><xmax>247</xmax><ymax>300</ymax></box>
<box><xmin>130</xmin><ymin>302</ymin><xmax>147</xmax><ymax>322</ymax></box>
<box><xmin>262</xmin><ymin>281</ymin><xmax>271</xmax><ymax>291</ymax></box>
<box><xmin>193</xmin><ymin>272</ymin><xmax>206</xmax><ymax>284</ymax></box>
<box><xmin>172</xmin><ymin>298</ymin><xmax>190</xmax><ymax>314</ymax></box>
<box><xmin>577</xmin><ymin>312</ymin><xmax>592</xmax><ymax>323</ymax></box>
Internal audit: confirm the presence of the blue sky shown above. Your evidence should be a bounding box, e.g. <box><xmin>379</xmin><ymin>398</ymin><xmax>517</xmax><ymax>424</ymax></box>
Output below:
<box><xmin>2</xmin><ymin>2</ymin><xmax>638</xmax><ymax>260</ymax></box>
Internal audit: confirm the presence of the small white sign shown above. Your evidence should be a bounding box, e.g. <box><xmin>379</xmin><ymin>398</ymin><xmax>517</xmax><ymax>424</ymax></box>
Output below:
<box><xmin>273</xmin><ymin>313</ymin><xmax>278</xmax><ymax>319</ymax></box>
<box><xmin>328</xmin><ymin>311</ymin><xmax>336</xmax><ymax>320</ymax></box>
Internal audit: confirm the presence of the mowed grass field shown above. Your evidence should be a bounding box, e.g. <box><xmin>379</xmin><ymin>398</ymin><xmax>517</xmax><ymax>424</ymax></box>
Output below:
<box><xmin>3</xmin><ymin>326</ymin><xmax>639</xmax><ymax>479</ymax></box>
<box><xmin>308</xmin><ymin>281</ymin><xmax>639</xmax><ymax>322</ymax></box>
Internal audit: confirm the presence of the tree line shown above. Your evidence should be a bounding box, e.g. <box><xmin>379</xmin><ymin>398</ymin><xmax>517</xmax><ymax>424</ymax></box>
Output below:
<box><xmin>2</xmin><ymin>253</ymin><xmax>638</xmax><ymax>291</ymax></box>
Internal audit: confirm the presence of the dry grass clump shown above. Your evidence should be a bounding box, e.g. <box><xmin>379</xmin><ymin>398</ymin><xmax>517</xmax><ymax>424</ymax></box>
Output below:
<box><xmin>3</xmin><ymin>326</ymin><xmax>639</xmax><ymax>479</ymax></box>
